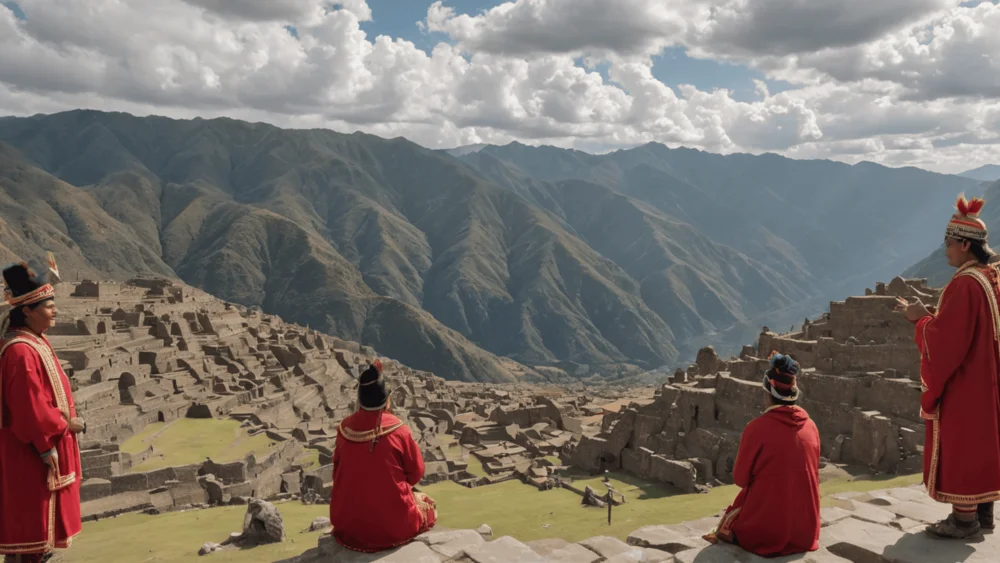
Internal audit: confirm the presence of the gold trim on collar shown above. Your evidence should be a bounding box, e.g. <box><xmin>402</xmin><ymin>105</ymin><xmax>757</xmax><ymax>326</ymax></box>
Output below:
<box><xmin>0</xmin><ymin>330</ymin><xmax>70</xmax><ymax>429</ymax></box>
<box><xmin>337</xmin><ymin>421</ymin><xmax>405</xmax><ymax>443</ymax></box>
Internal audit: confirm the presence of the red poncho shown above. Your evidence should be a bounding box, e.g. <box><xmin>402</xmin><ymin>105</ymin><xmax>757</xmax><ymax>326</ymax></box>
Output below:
<box><xmin>329</xmin><ymin>410</ymin><xmax>436</xmax><ymax>552</ymax></box>
<box><xmin>716</xmin><ymin>405</ymin><xmax>821</xmax><ymax>557</ymax></box>
<box><xmin>915</xmin><ymin>262</ymin><xmax>1000</xmax><ymax>505</ymax></box>
<box><xmin>0</xmin><ymin>329</ymin><xmax>82</xmax><ymax>556</ymax></box>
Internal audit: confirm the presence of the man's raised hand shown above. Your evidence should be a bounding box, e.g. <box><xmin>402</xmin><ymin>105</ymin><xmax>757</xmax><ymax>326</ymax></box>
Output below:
<box><xmin>896</xmin><ymin>297</ymin><xmax>932</xmax><ymax>322</ymax></box>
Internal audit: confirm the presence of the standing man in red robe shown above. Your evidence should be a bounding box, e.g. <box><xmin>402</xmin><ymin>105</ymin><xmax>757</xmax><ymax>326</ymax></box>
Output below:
<box><xmin>704</xmin><ymin>352</ymin><xmax>821</xmax><ymax>557</ymax></box>
<box><xmin>1</xmin><ymin>258</ymin><xmax>85</xmax><ymax>562</ymax></box>
<box><xmin>329</xmin><ymin>359</ymin><xmax>436</xmax><ymax>553</ymax></box>
<box><xmin>898</xmin><ymin>195</ymin><xmax>1000</xmax><ymax>539</ymax></box>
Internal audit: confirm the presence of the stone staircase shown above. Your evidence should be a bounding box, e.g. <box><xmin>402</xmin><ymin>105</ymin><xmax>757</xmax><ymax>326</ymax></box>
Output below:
<box><xmin>285</xmin><ymin>485</ymin><xmax>1000</xmax><ymax>562</ymax></box>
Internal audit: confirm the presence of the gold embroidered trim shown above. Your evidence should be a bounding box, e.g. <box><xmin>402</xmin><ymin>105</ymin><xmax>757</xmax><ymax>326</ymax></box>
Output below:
<box><xmin>923</xmin><ymin>263</ymin><xmax>1000</xmax><ymax>506</ymax></box>
<box><xmin>414</xmin><ymin>491</ymin><xmax>436</xmax><ymax>528</ymax></box>
<box><xmin>3</xmin><ymin>284</ymin><xmax>54</xmax><ymax>308</ymax></box>
<box><xmin>717</xmin><ymin>506</ymin><xmax>741</xmax><ymax>540</ymax></box>
<box><xmin>0</xmin><ymin>331</ymin><xmax>70</xmax><ymax>429</ymax></box>
<box><xmin>918</xmin><ymin>263</ymin><xmax>1000</xmax><ymax>399</ymax></box>
<box><xmin>0</xmin><ymin>490</ymin><xmax>56</xmax><ymax>554</ymax></box>
<box><xmin>957</xmin><ymin>266</ymin><xmax>1000</xmax><ymax>345</ymax></box>
<box><xmin>336</xmin><ymin>421</ymin><xmax>405</xmax><ymax>443</ymax></box>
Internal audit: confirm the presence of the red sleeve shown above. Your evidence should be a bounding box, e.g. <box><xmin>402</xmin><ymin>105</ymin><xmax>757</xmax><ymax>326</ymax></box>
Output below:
<box><xmin>732</xmin><ymin>419</ymin><xmax>761</xmax><ymax>488</ymax></box>
<box><xmin>398</xmin><ymin>428</ymin><xmax>425</xmax><ymax>487</ymax></box>
<box><xmin>1</xmin><ymin>343</ymin><xmax>69</xmax><ymax>453</ymax></box>
<box><xmin>914</xmin><ymin>277</ymin><xmax>981</xmax><ymax>419</ymax></box>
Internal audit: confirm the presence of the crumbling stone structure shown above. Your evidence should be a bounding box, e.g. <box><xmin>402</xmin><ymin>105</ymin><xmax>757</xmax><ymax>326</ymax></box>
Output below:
<box><xmin>570</xmin><ymin>276</ymin><xmax>939</xmax><ymax>492</ymax></box>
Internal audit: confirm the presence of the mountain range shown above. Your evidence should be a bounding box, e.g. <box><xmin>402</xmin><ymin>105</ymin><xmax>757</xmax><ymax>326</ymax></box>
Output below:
<box><xmin>904</xmin><ymin>179</ymin><xmax>1000</xmax><ymax>286</ymax></box>
<box><xmin>959</xmin><ymin>164</ymin><xmax>1000</xmax><ymax>183</ymax></box>
<box><xmin>0</xmin><ymin>110</ymin><xmax>982</xmax><ymax>382</ymax></box>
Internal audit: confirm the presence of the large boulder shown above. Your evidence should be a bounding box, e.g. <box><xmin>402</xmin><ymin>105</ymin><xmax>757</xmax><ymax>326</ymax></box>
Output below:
<box><xmin>239</xmin><ymin>498</ymin><xmax>285</xmax><ymax>545</ymax></box>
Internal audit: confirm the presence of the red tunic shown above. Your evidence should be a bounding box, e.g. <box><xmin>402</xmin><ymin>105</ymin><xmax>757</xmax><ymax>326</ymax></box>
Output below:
<box><xmin>914</xmin><ymin>262</ymin><xmax>1000</xmax><ymax>505</ymax></box>
<box><xmin>0</xmin><ymin>329</ymin><xmax>82</xmax><ymax>555</ymax></box>
<box><xmin>715</xmin><ymin>405</ymin><xmax>821</xmax><ymax>557</ymax></box>
<box><xmin>329</xmin><ymin>410</ymin><xmax>436</xmax><ymax>552</ymax></box>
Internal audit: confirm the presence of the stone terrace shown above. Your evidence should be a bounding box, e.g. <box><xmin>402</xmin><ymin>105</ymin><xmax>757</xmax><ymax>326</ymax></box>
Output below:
<box><xmin>285</xmin><ymin>484</ymin><xmax>996</xmax><ymax>562</ymax></box>
<box><xmin>567</xmin><ymin>277</ymin><xmax>940</xmax><ymax>493</ymax></box>
<box><xmin>14</xmin><ymin>279</ymin><xmax>625</xmax><ymax>520</ymax></box>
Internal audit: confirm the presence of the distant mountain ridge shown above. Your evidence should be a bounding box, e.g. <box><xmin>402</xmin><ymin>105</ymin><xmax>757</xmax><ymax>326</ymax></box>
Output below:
<box><xmin>0</xmin><ymin>111</ymin><xmax>981</xmax><ymax>381</ymax></box>
<box><xmin>904</xmin><ymin>180</ymin><xmax>1000</xmax><ymax>286</ymax></box>
<box><xmin>959</xmin><ymin>164</ymin><xmax>1000</xmax><ymax>182</ymax></box>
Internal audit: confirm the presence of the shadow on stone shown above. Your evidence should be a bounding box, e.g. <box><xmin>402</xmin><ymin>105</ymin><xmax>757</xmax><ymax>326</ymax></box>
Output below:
<box><xmin>877</xmin><ymin>531</ymin><xmax>979</xmax><ymax>563</ymax></box>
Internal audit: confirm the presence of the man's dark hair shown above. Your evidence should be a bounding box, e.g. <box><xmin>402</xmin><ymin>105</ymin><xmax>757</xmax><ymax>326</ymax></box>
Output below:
<box><xmin>7</xmin><ymin>301</ymin><xmax>47</xmax><ymax>329</ymax></box>
<box><xmin>970</xmin><ymin>240</ymin><xmax>993</xmax><ymax>264</ymax></box>
<box><xmin>767</xmin><ymin>393</ymin><xmax>797</xmax><ymax>407</ymax></box>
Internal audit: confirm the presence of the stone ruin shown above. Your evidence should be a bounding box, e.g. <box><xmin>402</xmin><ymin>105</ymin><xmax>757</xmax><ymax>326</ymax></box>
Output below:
<box><xmin>43</xmin><ymin>279</ymin><xmax>610</xmax><ymax>522</ymax></box>
<box><xmin>36</xmin><ymin>274</ymin><xmax>1000</xmax><ymax>562</ymax></box>
<box><xmin>569</xmin><ymin>276</ymin><xmax>940</xmax><ymax>493</ymax></box>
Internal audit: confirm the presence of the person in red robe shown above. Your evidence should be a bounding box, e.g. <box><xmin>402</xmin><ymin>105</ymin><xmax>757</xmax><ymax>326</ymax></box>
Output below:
<box><xmin>329</xmin><ymin>359</ymin><xmax>436</xmax><ymax>553</ymax></box>
<box><xmin>704</xmin><ymin>352</ymin><xmax>821</xmax><ymax>557</ymax></box>
<box><xmin>897</xmin><ymin>195</ymin><xmax>1000</xmax><ymax>539</ymax></box>
<box><xmin>1</xmin><ymin>258</ymin><xmax>85</xmax><ymax>563</ymax></box>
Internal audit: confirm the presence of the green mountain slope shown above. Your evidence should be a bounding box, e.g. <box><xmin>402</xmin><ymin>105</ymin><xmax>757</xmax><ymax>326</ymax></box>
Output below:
<box><xmin>459</xmin><ymin>142</ymin><xmax>980</xmax><ymax>314</ymax></box>
<box><xmin>0</xmin><ymin>110</ymin><xmax>979</xmax><ymax>380</ymax></box>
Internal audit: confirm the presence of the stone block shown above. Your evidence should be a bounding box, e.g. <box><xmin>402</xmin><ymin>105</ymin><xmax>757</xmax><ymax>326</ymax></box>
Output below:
<box><xmin>848</xmin><ymin>410</ymin><xmax>900</xmax><ymax>471</ymax></box>
<box><xmin>416</xmin><ymin>530</ymin><xmax>485</xmax><ymax>559</ymax></box>
<box><xmin>461</xmin><ymin>536</ymin><xmax>546</xmax><ymax>563</ymax></box>
<box><xmin>80</xmin><ymin>478</ymin><xmax>112</xmax><ymax>502</ymax></box>
<box><xmin>647</xmin><ymin>456</ymin><xmax>697</xmax><ymax>493</ymax></box>
<box><xmin>577</xmin><ymin>535</ymin><xmax>639</xmax><ymax>558</ymax></box>
<box><xmin>525</xmin><ymin>538</ymin><xmax>600</xmax><ymax>562</ymax></box>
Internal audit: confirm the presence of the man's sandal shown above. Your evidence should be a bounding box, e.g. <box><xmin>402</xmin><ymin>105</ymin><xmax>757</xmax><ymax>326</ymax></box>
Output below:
<box><xmin>925</xmin><ymin>515</ymin><xmax>981</xmax><ymax>539</ymax></box>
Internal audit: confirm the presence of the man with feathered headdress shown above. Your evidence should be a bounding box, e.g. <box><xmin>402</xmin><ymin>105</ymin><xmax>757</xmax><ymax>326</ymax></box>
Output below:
<box><xmin>898</xmin><ymin>195</ymin><xmax>1000</xmax><ymax>539</ymax></box>
<box><xmin>0</xmin><ymin>255</ymin><xmax>84</xmax><ymax>562</ymax></box>
<box><xmin>704</xmin><ymin>352</ymin><xmax>821</xmax><ymax>557</ymax></box>
<box><xmin>328</xmin><ymin>359</ymin><xmax>436</xmax><ymax>553</ymax></box>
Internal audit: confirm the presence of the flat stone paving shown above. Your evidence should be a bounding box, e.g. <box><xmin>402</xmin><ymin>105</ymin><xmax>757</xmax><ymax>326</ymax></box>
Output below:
<box><xmin>295</xmin><ymin>485</ymin><xmax>1000</xmax><ymax>562</ymax></box>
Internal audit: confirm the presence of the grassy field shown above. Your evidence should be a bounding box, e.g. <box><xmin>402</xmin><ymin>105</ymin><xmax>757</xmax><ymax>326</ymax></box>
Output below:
<box><xmin>63</xmin><ymin>425</ymin><xmax>923</xmax><ymax>562</ymax></box>
<box><xmin>59</xmin><ymin>501</ymin><xmax>328</xmax><ymax>563</ymax></box>
<box><xmin>58</xmin><ymin>470</ymin><xmax>923</xmax><ymax>562</ymax></box>
<box><xmin>121</xmin><ymin>419</ymin><xmax>275</xmax><ymax>473</ymax></box>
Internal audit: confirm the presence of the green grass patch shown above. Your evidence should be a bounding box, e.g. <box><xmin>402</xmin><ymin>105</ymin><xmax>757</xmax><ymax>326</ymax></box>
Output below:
<box><xmin>119</xmin><ymin>422</ymin><xmax>166</xmax><ymax>455</ymax></box>
<box><xmin>124</xmin><ymin>419</ymin><xmax>275</xmax><ymax>473</ymax></box>
<box><xmin>293</xmin><ymin>449</ymin><xmax>321</xmax><ymax>471</ymax></box>
<box><xmin>62</xmin><ymin>472</ymin><xmax>925</xmax><ymax>562</ymax></box>
<box><xmin>61</xmin><ymin>501</ymin><xmax>329</xmax><ymax>563</ymax></box>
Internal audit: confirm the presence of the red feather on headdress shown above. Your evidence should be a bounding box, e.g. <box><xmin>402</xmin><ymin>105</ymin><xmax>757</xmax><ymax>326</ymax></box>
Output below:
<box><xmin>956</xmin><ymin>194</ymin><xmax>986</xmax><ymax>218</ymax></box>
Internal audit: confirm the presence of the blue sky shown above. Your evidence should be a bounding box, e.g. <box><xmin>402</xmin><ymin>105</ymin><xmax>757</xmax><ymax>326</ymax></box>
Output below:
<box><xmin>359</xmin><ymin>0</ymin><xmax>792</xmax><ymax>102</ymax></box>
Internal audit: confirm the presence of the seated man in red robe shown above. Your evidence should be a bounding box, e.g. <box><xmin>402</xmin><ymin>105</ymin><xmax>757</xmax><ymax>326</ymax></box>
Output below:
<box><xmin>704</xmin><ymin>352</ymin><xmax>821</xmax><ymax>557</ymax></box>
<box><xmin>897</xmin><ymin>195</ymin><xmax>1000</xmax><ymax>539</ymax></box>
<box><xmin>1</xmin><ymin>258</ymin><xmax>84</xmax><ymax>563</ymax></box>
<box><xmin>329</xmin><ymin>360</ymin><xmax>436</xmax><ymax>552</ymax></box>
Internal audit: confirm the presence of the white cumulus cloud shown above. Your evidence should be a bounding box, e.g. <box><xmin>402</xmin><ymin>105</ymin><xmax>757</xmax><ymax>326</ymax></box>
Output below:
<box><xmin>0</xmin><ymin>0</ymin><xmax>999</xmax><ymax>173</ymax></box>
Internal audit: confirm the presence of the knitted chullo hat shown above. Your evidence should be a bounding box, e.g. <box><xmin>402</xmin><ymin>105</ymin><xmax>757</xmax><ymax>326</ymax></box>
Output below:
<box><xmin>946</xmin><ymin>195</ymin><xmax>993</xmax><ymax>256</ymax></box>
<box><xmin>357</xmin><ymin>359</ymin><xmax>388</xmax><ymax>410</ymax></box>
<box><xmin>764</xmin><ymin>351</ymin><xmax>800</xmax><ymax>403</ymax></box>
